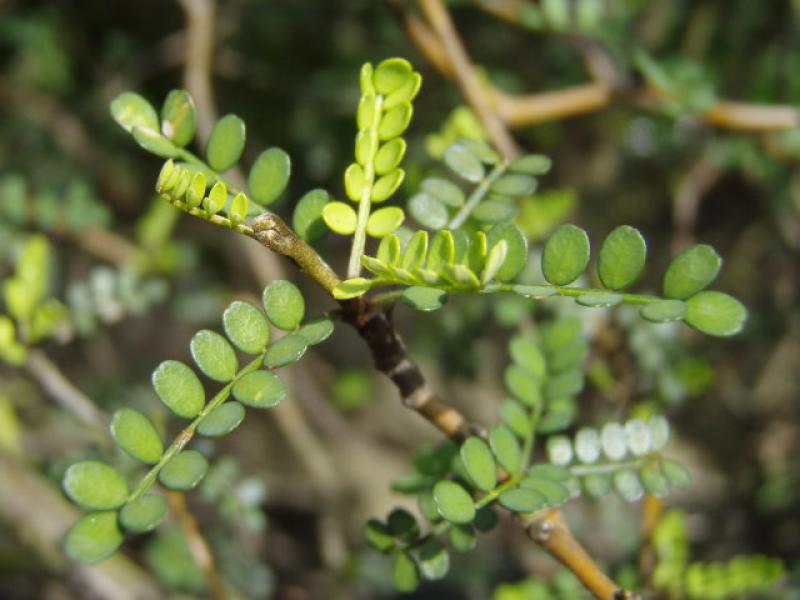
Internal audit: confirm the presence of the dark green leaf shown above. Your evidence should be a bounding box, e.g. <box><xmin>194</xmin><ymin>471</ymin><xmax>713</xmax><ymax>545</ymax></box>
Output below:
<box><xmin>387</xmin><ymin>507</ymin><xmax>419</xmax><ymax>542</ymax></box>
<box><xmin>233</xmin><ymin>370</ymin><xmax>285</xmax><ymax>408</ymax></box>
<box><xmin>110</xmin><ymin>408</ymin><xmax>164</xmax><ymax>465</ymax></box>
<box><xmin>684</xmin><ymin>291</ymin><xmax>747</xmax><ymax>336</ymax></box>
<box><xmin>640</xmin><ymin>299</ymin><xmax>687</xmax><ymax>323</ymax></box>
<box><xmin>264</xmin><ymin>334</ymin><xmax>308</xmax><ymax>368</ymax></box>
<box><xmin>206</xmin><ymin>114</ymin><xmax>246</xmax><ymax>172</ymax></box>
<box><xmin>460</xmin><ymin>437</ymin><xmax>497</xmax><ymax>492</ymax></box>
<box><xmin>65</xmin><ymin>511</ymin><xmax>124</xmax><ymax>563</ymax></box>
<box><xmin>500</xmin><ymin>401</ymin><xmax>529</xmax><ymax>438</ymax></box>
<box><xmin>296</xmin><ymin>315</ymin><xmax>335</xmax><ymax>346</ymax></box>
<box><xmin>120</xmin><ymin>494</ymin><xmax>168</xmax><ymax>533</ymax></box>
<box><xmin>159</xmin><ymin>450</ymin><xmax>208</xmax><ymax>491</ymax></box>
<box><xmin>489</xmin><ymin>425</ymin><xmax>522</xmax><ymax>473</ymax></box>
<box><xmin>197</xmin><ymin>402</ymin><xmax>245</xmax><ymax>437</ymax></box>
<box><xmin>63</xmin><ymin>461</ymin><xmax>128</xmax><ymax>510</ymax></box>
<box><xmin>293</xmin><ymin>188</ymin><xmax>329</xmax><ymax>243</ymax></box>
<box><xmin>498</xmin><ymin>488</ymin><xmax>547</xmax><ymax>512</ymax></box>
<box><xmin>418</xmin><ymin>539</ymin><xmax>450</xmax><ymax>581</ymax></box>
<box><xmin>152</xmin><ymin>360</ymin><xmax>205</xmax><ymax>418</ymax></box>
<box><xmin>505</xmin><ymin>364</ymin><xmax>542</xmax><ymax>407</ymax></box>
<box><xmin>433</xmin><ymin>480</ymin><xmax>475</xmax><ymax>524</ymax></box>
<box><xmin>262</xmin><ymin>280</ymin><xmax>305</xmax><ymax>331</ymax></box>
<box><xmin>248</xmin><ymin>148</ymin><xmax>290</xmax><ymax>205</ymax></box>
<box><xmin>363</xmin><ymin>519</ymin><xmax>394</xmax><ymax>552</ymax></box>
<box><xmin>597</xmin><ymin>226</ymin><xmax>647</xmax><ymax>290</ymax></box>
<box><xmin>663</xmin><ymin>244</ymin><xmax>721</xmax><ymax>300</ymax></box>
<box><xmin>486</xmin><ymin>223</ymin><xmax>528</xmax><ymax>282</ymax></box>
<box><xmin>449</xmin><ymin>524</ymin><xmax>477</xmax><ymax>552</ymax></box>
<box><xmin>190</xmin><ymin>330</ymin><xmax>238</xmax><ymax>382</ymax></box>
<box><xmin>542</xmin><ymin>224</ymin><xmax>590</xmax><ymax>286</ymax></box>
<box><xmin>223</xmin><ymin>301</ymin><xmax>270</xmax><ymax>355</ymax></box>
<box><xmin>402</xmin><ymin>286</ymin><xmax>447</xmax><ymax>312</ymax></box>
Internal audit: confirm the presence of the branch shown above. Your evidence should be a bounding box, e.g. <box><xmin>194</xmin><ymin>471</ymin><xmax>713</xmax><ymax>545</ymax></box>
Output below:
<box><xmin>400</xmin><ymin>3</ymin><xmax>800</xmax><ymax>132</ymax></box>
<box><xmin>417</xmin><ymin>0</ymin><xmax>520</xmax><ymax>158</ymax></box>
<box><xmin>166</xmin><ymin>491</ymin><xmax>229</xmax><ymax>600</ymax></box>
<box><xmin>522</xmin><ymin>509</ymin><xmax>639</xmax><ymax>600</ymax></box>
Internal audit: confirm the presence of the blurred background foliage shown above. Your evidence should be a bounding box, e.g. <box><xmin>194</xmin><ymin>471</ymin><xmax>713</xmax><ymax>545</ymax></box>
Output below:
<box><xmin>1</xmin><ymin>0</ymin><xmax>799</xmax><ymax>598</ymax></box>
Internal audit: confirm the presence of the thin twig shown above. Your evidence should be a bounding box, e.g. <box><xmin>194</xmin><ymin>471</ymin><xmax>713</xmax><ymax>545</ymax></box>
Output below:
<box><xmin>166</xmin><ymin>491</ymin><xmax>228</xmax><ymax>600</ymax></box>
<box><xmin>418</xmin><ymin>0</ymin><xmax>520</xmax><ymax>158</ymax></box>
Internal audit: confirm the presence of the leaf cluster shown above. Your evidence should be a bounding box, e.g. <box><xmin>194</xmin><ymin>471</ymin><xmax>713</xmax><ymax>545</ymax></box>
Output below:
<box><xmin>61</xmin><ymin>280</ymin><xmax>333</xmax><ymax>563</ymax></box>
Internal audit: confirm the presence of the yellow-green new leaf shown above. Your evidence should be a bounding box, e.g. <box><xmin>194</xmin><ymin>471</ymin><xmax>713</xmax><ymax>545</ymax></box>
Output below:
<box><xmin>160</xmin><ymin>89</ymin><xmax>197</xmax><ymax>147</ymax></box>
<box><xmin>366</xmin><ymin>207</ymin><xmax>404</xmax><ymax>237</ymax></box>
<box><xmin>344</xmin><ymin>163</ymin><xmax>365</xmax><ymax>202</ymax></box>
<box><xmin>371</xmin><ymin>168</ymin><xmax>404</xmax><ymax>203</ymax></box>
<box><xmin>332</xmin><ymin>278</ymin><xmax>373</xmax><ymax>299</ymax></box>
<box><xmin>205</xmin><ymin>181</ymin><xmax>227</xmax><ymax>215</ymax></box>
<box><xmin>111</xmin><ymin>91</ymin><xmax>159</xmax><ymax>134</ymax></box>
<box><xmin>322</xmin><ymin>202</ymin><xmax>357</xmax><ymax>235</ymax></box>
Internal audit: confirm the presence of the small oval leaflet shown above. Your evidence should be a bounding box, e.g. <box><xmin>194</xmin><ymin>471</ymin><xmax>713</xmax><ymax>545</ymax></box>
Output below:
<box><xmin>160</xmin><ymin>89</ymin><xmax>196</xmax><ymax>147</ymax></box>
<box><xmin>486</xmin><ymin>223</ymin><xmax>528</xmax><ymax>282</ymax></box>
<box><xmin>293</xmin><ymin>188</ymin><xmax>329</xmax><ymax>242</ymax></box>
<box><xmin>613</xmin><ymin>469</ymin><xmax>644</xmax><ymax>502</ymax></box>
<box><xmin>542</xmin><ymin>224</ymin><xmax>590</xmax><ymax>286</ymax></box>
<box><xmin>119</xmin><ymin>494</ymin><xmax>168</xmax><ymax>533</ymax></box>
<box><xmin>262</xmin><ymin>280</ymin><xmax>305</xmax><ymax>331</ymax></box>
<box><xmin>547</xmin><ymin>435</ymin><xmax>573</xmax><ymax>466</ymax></box>
<box><xmin>296</xmin><ymin>315</ymin><xmax>335</xmax><ymax>346</ymax></box>
<box><xmin>322</xmin><ymin>201</ymin><xmax>357</xmax><ymax>235</ymax></box>
<box><xmin>409</xmin><ymin>193</ymin><xmax>449</xmax><ymax>230</ymax></box>
<box><xmin>509</xmin><ymin>154</ymin><xmax>552</xmax><ymax>175</ymax></box>
<box><xmin>233</xmin><ymin>370</ymin><xmax>286</xmax><ymax>408</ymax></box>
<box><xmin>472</xmin><ymin>199</ymin><xmax>518</xmax><ymax>224</ymax></box>
<box><xmin>500</xmin><ymin>400</ymin><xmax>529</xmax><ymax>438</ymax></box>
<box><xmin>661</xmin><ymin>458</ymin><xmax>691</xmax><ymax>488</ymax></box>
<box><xmin>624</xmin><ymin>419</ymin><xmax>652</xmax><ymax>456</ymax></box>
<box><xmin>63</xmin><ymin>461</ymin><xmax>128</xmax><ymax>510</ymax></box>
<box><xmin>402</xmin><ymin>286</ymin><xmax>447</xmax><ymax>312</ymax></box>
<box><xmin>509</xmin><ymin>335</ymin><xmax>546</xmax><ymax>379</ymax></box>
<box><xmin>649</xmin><ymin>415</ymin><xmax>671</xmax><ymax>450</ymax></box>
<box><xmin>159</xmin><ymin>450</ymin><xmax>209</xmax><ymax>491</ymax></box>
<box><xmin>489</xmin><ymin>425</ymin><xmax>522</xmax><ymax>474</ymax></box>
<box><xmin>663</xmin><ymin>244</ymin><xmax>721</xmax><ymax>300</ymax></box>
<box><xmin>152</xmin><ymin>360</ymin><xmax>205</xmax><ymax>418</ymax></box>
<box><xmin>375</xmin><ymin>138</ymin><xmax>406</xmax><ymax>175</ymax></box>
<box><xmin>520</xmin><ymin>476</ymin><xmax>570</xmax><ymax>506</ymax></box>
<box><xmin>373</xmin><ymin>58</ymin><xmax>414</xmax><ymax>95</ymax></box>
<box><xmin>684</xmin><ymin>291</ymin><xmax>747</xmax><ymax>337</ymax></box>
<box><xmin>444</xmin><ymin>142</ymin><xmax>485</xmax><ymax>183</ymax></box>
<box><xmin>197</xmin><ymin>402</ymin><xmax>246</xmax><ymax>437</ymax></box>
<box><xmin>371</xmin><ymin>168</ymin><xmax>405</xmax><ymax>203</ymax></box>
<box><xmin>344</xmin><ymin>163</ymin><xmax>365</xmax><ymax>201</ymax></box>
<box><xmin>600</xmin><ymin>422</ymin><xmax>627</xmax><ymax>461</ymax></box>
<box><xmin>433</xmin><ymin>480</ymin><xmax>476</xmax><ymax>524</ymax></box>
<box><xmin>378</xmin><ymin>103</ymin><xmax>412</xmax><ymax>140</ymax></box>
<box><xmin>597</xmin><ymin>225</ymin><xmax>647</xmax><ymax>290</ymax></box>
<box><xmin>223</xmin><ymin>301</ymin><xmax>270</xmax><ymax>355</ymax></box>
<box><xmin>132</xmin><ymin>127</ymin><xmax>178</xmax><ymax>158</ymax></box>
<box><xmin>575</xmin><ymin>427</ymin><xmax>601</xmax><ymax>463</ymax></box>
<box><xmin>498</xmin><ymin>488</ymin><xmax>547</xmax><ymax>513</ymax></box>
<box><xmin>640</xmin><ymin>299</ymin><xmax>686</xmax><ymax>323</ymax></box>
<box><xmin>421</xmin><ymin>177</ymin><xmax>465</xmax><ymax>207</ymax></box>
<box><xmin>449</xmin><ymin>524</ymin><xmax>477</xmax><ymax>552</ymax></box>
<box><xmin>460</xmin><ymin>437</ymin><xmax>497</xmax><ymax>492</ymax></box>
<box><xmin>639</xmin><ymin>463</ymin><xmax>670</xmax><ymax>497</ymax></box>
<box><xmin>576</xmin><ymin>293</ymin><xmax>623</xmax><ymax>308</ymax></box>
<box><xmin>419</xmin><ymin>539</ymin><xmax>450</xmax><ymax>581</ymax></box>
<box><xmin>248</xmin><ymin>148</ymin><xmax>290</xmax><ymax>205</ymax></box>
<box><xmin>206</xmin><ymin>114</ymin><xmax>246</xmax><ymax>172</ymax></box>
<box><xmin>491</xmin><ymin>173</ymin><xmax>537</xmax><ymax>197</ymax></box>
<box><xmin>65</xmin><ymin>511</ymin><xmax>124</xmax><ymax>564</ymax></box>
<box><xmin>393</xmin><ymin>552</ymin><xmax>420</xmax><ymax>593</ymax></box>
<box><xmin>264</xmin><ymin>334</ymin><xmax>308</xmax><ymax>368</ymax></box>
<box><xmin>332</xmin><ymin>277</ymin><xmax>372</xmax><ymax>300</ymax></box>
<box><xmin>583</xmin><ymin>473</ymin><xmax>612</xmax><ymax>498</ymax></box>
<box><xmin>363</xmin><ymin>519</ymin><xmax>395</xmax><ymax>552</ymax></box>
<box><xmin>110</xmin><ymin>408</ymin><xmax>164</xmax><ymax>465</ymax></box>
<box><xmin>388</xmin><ymin>507</ymin><xmax>419</xmax><ymax>542</ymax></box>
<box><xmin>190</xmin><ymin>329</ymin><xmax>238</xmax><ymax>382</ymax></box>
<box><xmin>505</xmin><ymin>364</ymin><xmax>541</xmax><ymax>407</ymax></box>
<box><xmin>366</xmin><ymin>206</ymin><xmax>404</xmax><ymax>237</ymax></box>
<box><xmin>111</xmin><ymin>91</ymin><xmax>159</xmax><ymax>134</ymax></box>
